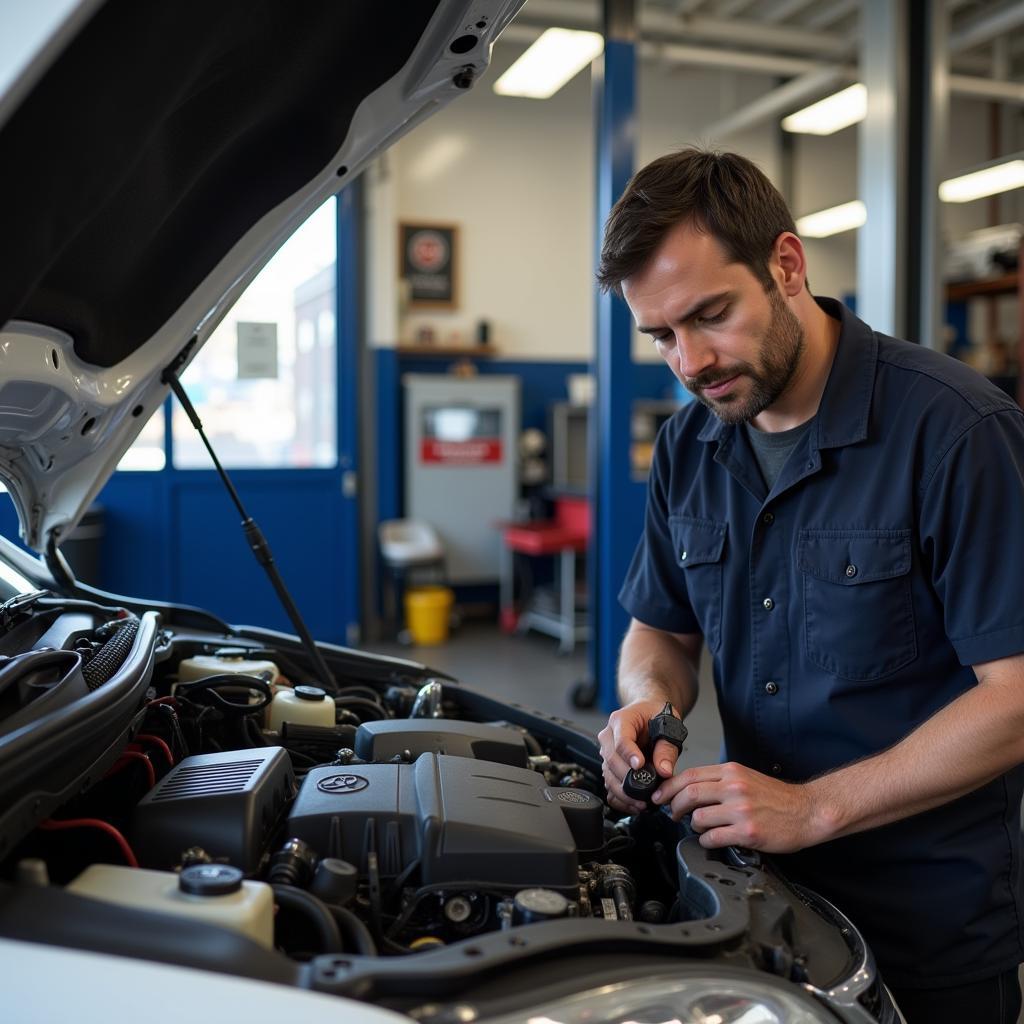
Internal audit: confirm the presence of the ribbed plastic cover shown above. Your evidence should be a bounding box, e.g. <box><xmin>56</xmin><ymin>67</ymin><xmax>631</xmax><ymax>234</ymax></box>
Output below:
<box><xmin>150</xmin><ymin>758</ymin><xmax>266</xmax><ymax>801</ymax></box>
<box><xmin>132</xmin><ymin>747</ymin><xmax>294</xmax><ymax>872</ymax></box>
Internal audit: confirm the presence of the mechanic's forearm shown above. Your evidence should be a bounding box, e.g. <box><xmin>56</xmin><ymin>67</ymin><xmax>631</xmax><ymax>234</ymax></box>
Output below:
<box><xmin>617</xmin><ymin>625</ymin><xmax>699</xmax><ymax>717</ymax></box>
<box><xmin>807</xmin><ymin>671</ymin><xmax>1024</xmax><ymax>842</ymax></box>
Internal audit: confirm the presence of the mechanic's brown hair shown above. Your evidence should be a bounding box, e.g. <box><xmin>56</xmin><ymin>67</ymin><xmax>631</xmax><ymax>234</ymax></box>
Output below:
<box><xmin>596</xmin><ymin>147</ymin><xmax>799</xmax><ymax>296</ymax></box>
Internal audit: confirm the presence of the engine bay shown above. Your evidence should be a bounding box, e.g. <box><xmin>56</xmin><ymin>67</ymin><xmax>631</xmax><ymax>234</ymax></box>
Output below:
<box><xmin>0</xmin><ymin>594</ymin><xmax>886</xmax><ymax>1020</ymax></box>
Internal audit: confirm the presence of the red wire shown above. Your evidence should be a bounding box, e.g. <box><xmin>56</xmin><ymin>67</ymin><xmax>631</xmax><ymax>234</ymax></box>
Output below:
<box><xmin>109</xmin><ymin>750</ymin><xmax>155</xmax><ymax>789</ymax></box>
<box><xmin>38</xmin><ymin>818</ymin><xmax>139</xmax><ymax>868</ymax></box>
<box><xmin>133</xmin><ymin>733</ymin><xmax>175</xmax><ymax>766</ymax></box>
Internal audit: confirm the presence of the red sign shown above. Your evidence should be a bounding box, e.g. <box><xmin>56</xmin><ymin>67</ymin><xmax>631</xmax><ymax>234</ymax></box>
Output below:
<box><xmin>421</xmin><ymin>439</ymin><xmax>502</xmax><ymax>465</ymax></box>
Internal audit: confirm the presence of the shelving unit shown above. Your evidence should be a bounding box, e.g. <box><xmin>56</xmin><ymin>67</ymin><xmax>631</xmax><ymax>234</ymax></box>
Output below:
<box><xmin>396</xmin><ymin>345</ymin><xmax>497</xmax><ymax>359</ymax></box>
<box><xmin>944</xmin><ymin>241</ymin><xmax>1024</xmax><ymax>406</ymax></box>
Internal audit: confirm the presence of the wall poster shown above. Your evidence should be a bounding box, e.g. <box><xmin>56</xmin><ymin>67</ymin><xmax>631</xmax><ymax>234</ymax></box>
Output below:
<box><xmin>400</xmin><ymin>222</ymin><xmax>458</xmax><ymax>309</ymax></box>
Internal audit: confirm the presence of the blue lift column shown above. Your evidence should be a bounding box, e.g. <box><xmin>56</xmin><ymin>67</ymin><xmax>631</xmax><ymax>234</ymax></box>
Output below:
<box><xmin>590</xmin><ymin>0</ymin><xmax>637</xmax><ymax>712</ymax></box>
<box><xmin>336</xmin><ymin>176</ymin><xmax>363</xmax><ymax>645</ymax></box>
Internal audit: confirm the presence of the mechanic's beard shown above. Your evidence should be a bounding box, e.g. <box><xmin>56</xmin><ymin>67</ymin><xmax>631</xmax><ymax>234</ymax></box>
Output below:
<box><xmin>687</xmin><ymin>290</ymin><xmax>805</xmax><ymax>425</ymax></box>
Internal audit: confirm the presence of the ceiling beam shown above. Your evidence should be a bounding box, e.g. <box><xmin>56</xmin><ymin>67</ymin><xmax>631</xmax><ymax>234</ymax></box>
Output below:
<box><xmin>702</xmin><ymin>66</ymin><xmax>852</xmax><ymax>138</ymax></box>
<box><xmin>716</xmin><ymin>0</ymin><xmax>758</xmax><ymax>16</ymax></box>
<box><xmin>948</xmin><ymin>73</ymin><xmax>1024</xmax><ymax>105</ymax></box>
<box><xmin>514</xmin><ymin>0</ymin><xmax>853</xmax><ymax>57</ymax></box>
<box><xmin>804</xmin><ymin>0</ymin><xmax>859</xmax><ymax>30</ymax></box>
<box><xmin>500</xmin><ymin>21</ymin><xmax>826</xmax><ymax>77</ymax></box>
<box><xmin>700</xmin><ymin>70</ymin><xmax>1024</xmax><ymax>139</ymax></box>
<box><xmin>652</xmin><ymin>40</ymin><xmax>825</xmax><ymax>76</ymax></box>
<box><xmin>761</xmin><ymin>0</ymin><xmax>818</xmax><ymax>25</ymax></box>
<box><xmin>950</xmin><ymin>0</ymin><xmax>1024</xmax><ymax>55</ymax></box>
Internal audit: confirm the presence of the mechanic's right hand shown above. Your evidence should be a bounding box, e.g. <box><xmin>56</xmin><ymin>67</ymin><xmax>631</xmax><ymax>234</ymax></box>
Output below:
<box><xmin>599</xmin><ymin>699</ymin><xmax>682</xmax><ymax>813</ymax></box>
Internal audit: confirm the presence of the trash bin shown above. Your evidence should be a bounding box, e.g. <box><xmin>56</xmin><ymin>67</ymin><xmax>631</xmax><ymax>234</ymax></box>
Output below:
<box><xmin>62</xmin><ymin>503</ymin><xmax>104</xmax><ymax>585</ymax></box>
<box><xmin>404</xmin><ymin>586</ymin><xmax>454</xmax><ymax>646</ymax></box>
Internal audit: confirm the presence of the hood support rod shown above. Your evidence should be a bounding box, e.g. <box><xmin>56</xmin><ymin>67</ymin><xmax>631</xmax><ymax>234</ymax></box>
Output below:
<box><xmin>161</xmin><ymin>360</ymin><xmax>338</xmax><ymax>694</ymax></box>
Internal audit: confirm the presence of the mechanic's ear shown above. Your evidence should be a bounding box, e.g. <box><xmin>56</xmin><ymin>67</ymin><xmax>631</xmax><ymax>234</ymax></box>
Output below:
<box><xmin>774</xmin><ymin>231</ymin><xmax>806</xmax><ymax>298</ymax></box>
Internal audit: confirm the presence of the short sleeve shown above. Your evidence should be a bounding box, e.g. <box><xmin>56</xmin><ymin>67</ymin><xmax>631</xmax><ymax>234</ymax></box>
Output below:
<box><xmin>618</xmin><ymin>422</ymin><xmax>701</xmax><ymax>635</ymax></box>
<box><xmin>920</xmin><ymin>408</ymin><xmax>1024</xmax><ymax>665</ymax></box>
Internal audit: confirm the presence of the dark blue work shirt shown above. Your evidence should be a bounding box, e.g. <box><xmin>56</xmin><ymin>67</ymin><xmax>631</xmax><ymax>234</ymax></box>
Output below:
<box><xmin>620</xmin><ymin>298</ymin><xmax>1024</xmax><ymax>988</ymax></box>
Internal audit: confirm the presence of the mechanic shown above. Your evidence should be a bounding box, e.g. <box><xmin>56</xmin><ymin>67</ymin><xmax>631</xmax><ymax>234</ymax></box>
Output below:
<box><xmin>596</xmin><ymin>148</ymin><xmax>1024</xmax><ymax>1024</ymax></box>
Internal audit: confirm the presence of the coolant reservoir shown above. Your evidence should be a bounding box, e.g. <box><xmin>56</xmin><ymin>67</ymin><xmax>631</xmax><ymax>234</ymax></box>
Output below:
<box><xmin>177</xmin><ymin>654</ymin><xmax>279</xmax><ymax>684</ymax></box>
<box><xmin>266</xmin><ymin>685</ymin><xmax>336</xmax><ymax>731</ymax></box>
<box><xmin>67</xmin><ymin>864</ymin><xmax>274</xmax><ymax>948</ymax></box>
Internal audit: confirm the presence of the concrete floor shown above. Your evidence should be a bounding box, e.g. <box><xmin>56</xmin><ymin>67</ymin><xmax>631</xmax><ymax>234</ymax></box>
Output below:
<box><xmin>366</xmin><ymin>620</ymin><xmax>725</xmax><ymax>768</ymax></box>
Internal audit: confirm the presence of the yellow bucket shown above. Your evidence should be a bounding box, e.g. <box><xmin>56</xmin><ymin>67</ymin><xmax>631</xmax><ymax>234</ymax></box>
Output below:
<box><xmin>404</xmin><ymin>586</ymin><xmax>454</xmax><ymax>646</ymax></box>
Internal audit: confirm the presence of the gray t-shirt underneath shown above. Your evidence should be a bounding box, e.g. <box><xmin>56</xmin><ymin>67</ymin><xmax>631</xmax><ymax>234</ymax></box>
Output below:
<box><xmin>745</xmin><ymin>418</ymin><xmax>814</xmax><ymax>491</ymax></box>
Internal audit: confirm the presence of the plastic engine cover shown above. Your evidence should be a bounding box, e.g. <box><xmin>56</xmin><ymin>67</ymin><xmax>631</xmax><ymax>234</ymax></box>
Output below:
<box><xmin>132</xmin><ymin>747</ymin><xmax>295</xmax><ymax>873</ymax></box>
<box><xmin>354</xmin><ymin>719</ymin><xmax>529</xmax><ymax>767</ymax></box>
<box><xmin>287</xmin><ymin>754</ymin><xmax>599</xmax><ymax>888</ymax></box>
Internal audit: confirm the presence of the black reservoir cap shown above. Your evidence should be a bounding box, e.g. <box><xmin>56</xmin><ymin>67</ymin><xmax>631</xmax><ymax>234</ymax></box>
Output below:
<box><xmin>179</xmin><ymin>863</ymin><xmax>244</xmax><ymax>896</ymax></box>
<box><xmin>295</xmin><ymin>685</ymin><xmax>327</xmax><ymax>702</ymax></box>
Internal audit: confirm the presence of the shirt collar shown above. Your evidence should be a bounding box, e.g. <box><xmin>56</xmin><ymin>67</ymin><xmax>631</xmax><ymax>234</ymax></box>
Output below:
<box><xmin>696</xmin><ymin>296</ymin><xmax>877</xmax><ymax>451</ymax></box>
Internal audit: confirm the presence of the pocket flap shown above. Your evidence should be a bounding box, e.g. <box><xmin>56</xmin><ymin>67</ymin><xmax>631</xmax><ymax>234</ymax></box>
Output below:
<box><xmin>798</xmin><ymin>529</ymin><xmax>911</xmax><ymax>585</ymax></box>
<box><xmin>669</xmin><ymin>515</ymin><xmax>727</xmax><ymax>567</ymax></box>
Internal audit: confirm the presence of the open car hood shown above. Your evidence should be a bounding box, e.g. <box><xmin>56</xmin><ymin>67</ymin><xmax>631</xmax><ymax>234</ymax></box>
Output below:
<box><xmin>0</xmin><ymin>0</ymin><xmax>520</xmax><ymax>552</ymax></box>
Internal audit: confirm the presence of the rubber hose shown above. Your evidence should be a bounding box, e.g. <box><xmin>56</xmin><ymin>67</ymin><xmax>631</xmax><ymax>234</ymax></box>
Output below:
<box><xmin>329</xmin><ymin>904</ymin><xmax>377</xmax><ymax>956</ymax></box>
<box><xmin>272</xmin><ymin>885</ymin><xmax>343</xmax><ymax>955</ymax></box>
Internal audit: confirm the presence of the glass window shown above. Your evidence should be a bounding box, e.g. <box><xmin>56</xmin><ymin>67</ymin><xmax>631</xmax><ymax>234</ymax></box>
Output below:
<box><xmin>173</xmin><ymin>198</ymin><xmax>338</xmax><ymax>468</ymax></box>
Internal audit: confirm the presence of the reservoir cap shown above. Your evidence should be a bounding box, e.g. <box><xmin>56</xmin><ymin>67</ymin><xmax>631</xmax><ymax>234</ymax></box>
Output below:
<box><xmin>294</xmin><ymin>685</ymin><xmax>327</xmax><ymax>702</ymax></box>
<box><xmin>179</xmin><ymin>863</ymin><xmax>244</xmax><ymax>896</ymax></box>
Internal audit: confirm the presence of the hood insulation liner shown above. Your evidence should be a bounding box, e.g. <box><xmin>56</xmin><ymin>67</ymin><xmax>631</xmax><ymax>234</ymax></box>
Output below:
<box><xmin>0</xmin><ymin>0</ymin><xmax>439</xmax><ymax>367</ymax></box>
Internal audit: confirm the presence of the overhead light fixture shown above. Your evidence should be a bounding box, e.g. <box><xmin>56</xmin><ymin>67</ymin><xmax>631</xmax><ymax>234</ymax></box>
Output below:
<box><xmin>796</xmin><ymin>200</ymin><xmax>866</xmax><ymax>238</ymax></box>
<box><xmin>782</xmin><ymin>83</ymin><xmax>866</xmax><ymax>135</ymax></box>
<box><xmin>939</xmin><ymin>156</ymin><xmax>1024</xmax><ymax>203</ymax></box>
<box><xmin>493</xmin><ymin>28</ymin><xmax>604</xmax><ymax>99</ymax></box>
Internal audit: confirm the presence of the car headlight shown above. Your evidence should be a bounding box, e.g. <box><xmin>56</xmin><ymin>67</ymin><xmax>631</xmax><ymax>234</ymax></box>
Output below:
<box><xmin>485</xmin><ymin>974</ymin><xmax>837</xmax><ymax>1024</ymax></box>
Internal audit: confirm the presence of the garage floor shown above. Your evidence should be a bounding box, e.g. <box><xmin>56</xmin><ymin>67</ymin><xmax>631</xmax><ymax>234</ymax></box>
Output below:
<box><xmin>366</xmin><ymin>622</ymin><xmax>724</xmax><ymax>768</ymax></box>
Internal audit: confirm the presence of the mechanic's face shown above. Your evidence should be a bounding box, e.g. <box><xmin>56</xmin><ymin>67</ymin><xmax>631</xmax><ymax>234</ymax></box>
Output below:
<box><xmin>623</xmin><ymin>222</ymin><xmax>804</xmax><ymax>425</ymax></box>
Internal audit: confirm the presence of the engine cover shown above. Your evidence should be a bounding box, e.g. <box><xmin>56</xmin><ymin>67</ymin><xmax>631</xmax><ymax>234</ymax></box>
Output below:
<box><xmin>287</xmin><ymin>754</ymin><xmax>602</xmax><ymax>889</ymax></box>
<box><xmin>354</xmin><ymin>719</ymin><xmax>529</xmax><ymax>767</ymax></box>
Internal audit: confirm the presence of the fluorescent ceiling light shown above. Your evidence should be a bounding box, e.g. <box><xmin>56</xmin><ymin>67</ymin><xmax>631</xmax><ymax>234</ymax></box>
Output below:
<box><xmin>493</xmin><ymin>28</ymin><xmax>604</xmax><ymax>99</ymax></box>
<box><xmin>796</xmin><ymin>200</ymin><xmax>866</xmax><ymax>238</ymax></box>
<box><xmin>939</xmin><ymin>158</ymin><xmax>1024</xmax><ymax>203</ymax></box>
<box><xmin>782</xmin><ymin>83</ymin><xmax>866</xmax><ymax>135</ymax></box>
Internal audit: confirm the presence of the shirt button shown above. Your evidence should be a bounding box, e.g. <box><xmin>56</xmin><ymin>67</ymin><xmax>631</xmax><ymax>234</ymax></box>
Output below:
<box><xmin>680</xmin><ymin>549</ymin><xmax>687</xmax><ymax>562</ymax></box>
<box><xmin>762</xmin><ymin>512</ymin><xmax>774</xmax><ymax>525</ymax></box>
<box><xmin>771</xmin><ymin>763</ymin><xmax>782</xmax><ymax>775</ymax></box>
<box><xmin>845</xmin><ymin>564</ymin><xmax>858</xmax><ymax>578</ymax></box>
<box><xmin>765</xmin><ymin>681</ymin><xmax>779</xmax><ymax>695</ymax></box>
<box><xmin>762</xmin><ymin>597</ymin><xmax>774</xmax><ymax>611</ymax></box>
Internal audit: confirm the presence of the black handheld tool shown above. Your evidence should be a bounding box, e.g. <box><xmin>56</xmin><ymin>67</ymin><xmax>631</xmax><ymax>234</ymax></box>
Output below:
<box><xmin>622</xmin><ymin>701</ymin><xmax>688</xmax><ymax>808</ymax></box>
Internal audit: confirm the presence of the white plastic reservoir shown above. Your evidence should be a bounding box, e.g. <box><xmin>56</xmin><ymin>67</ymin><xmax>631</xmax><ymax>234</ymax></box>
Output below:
<box><xmin>266</xmin><ymin>685</ymin><xmax>336</xmax><ymax>731</ymax></box>
<box><xmin>177</xmin><ymin>654</ymin><xmax>279</xmax><ymax>684</ymax></box>
<box><xmin>67</xmin><ymin>864</ymin><xmax>274</xmax><ymax>948</ymax></box>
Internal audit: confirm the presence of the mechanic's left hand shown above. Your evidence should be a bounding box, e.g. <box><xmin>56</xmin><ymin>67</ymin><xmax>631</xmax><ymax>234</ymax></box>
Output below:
<box><xmin>652</xmin><ymin>761</ymin><xmax>831</xmax><ymax>854</ymax></box>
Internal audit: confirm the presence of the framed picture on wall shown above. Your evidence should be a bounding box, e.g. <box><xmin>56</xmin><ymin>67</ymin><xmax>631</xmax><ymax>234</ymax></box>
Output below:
<box><xmin>400</xmin><ymin>222</ymin><xmax>458</xmax><ymax>309</ymax></box>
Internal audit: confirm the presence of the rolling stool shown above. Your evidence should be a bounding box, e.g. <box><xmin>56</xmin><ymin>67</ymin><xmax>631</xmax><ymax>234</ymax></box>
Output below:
<box><xmin>500</xmin><ymin>496</ymin><xmax>590</xmax><ymax>654</ymax></box>
<box><xmin>378</xmin><ymin>519</ymin><xmax>448</xmax><ymax>643</ymax></box>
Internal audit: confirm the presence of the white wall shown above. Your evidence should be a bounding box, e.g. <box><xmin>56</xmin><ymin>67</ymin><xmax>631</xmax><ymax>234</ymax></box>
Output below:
<box><xmin>792</xmin><ymin>129</ymin><xmax>859</xmax><ymax>303</ymax></box>
<box><xmin>367</xmin><ymin>42</ymin><xmax>781</xmax><ymax>362</ymax></box>
<box><xmin>387</xmin><ymin>41</ymin><xmax>595</xmax><ymax>360</ymax></box>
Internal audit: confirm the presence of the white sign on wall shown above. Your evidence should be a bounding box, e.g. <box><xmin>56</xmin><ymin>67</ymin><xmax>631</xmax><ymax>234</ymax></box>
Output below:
<box><xmin>236</xmin><ymin>322</ymin><xmax>279</xmax><ymax>379</ymax></box>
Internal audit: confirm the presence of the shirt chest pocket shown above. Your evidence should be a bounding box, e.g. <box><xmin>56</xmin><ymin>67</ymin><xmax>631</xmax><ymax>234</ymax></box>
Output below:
<box><xmin>669</xmin><ymin>515</ymin><xmax>727</xmax><ymax>653</ymax></box>
<box><xmin>798</xmin><ymin>529</ymin><xmax>917</xmax><ymax>680</ymax></box>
